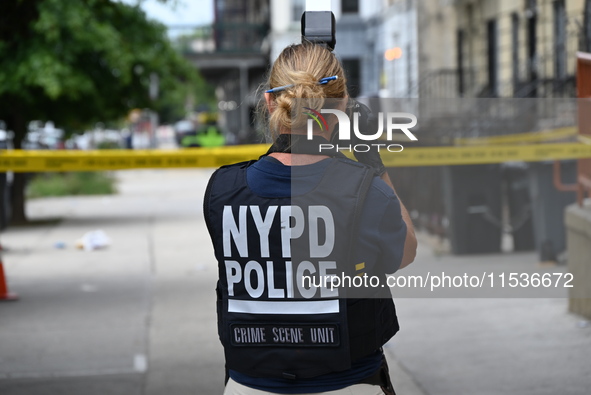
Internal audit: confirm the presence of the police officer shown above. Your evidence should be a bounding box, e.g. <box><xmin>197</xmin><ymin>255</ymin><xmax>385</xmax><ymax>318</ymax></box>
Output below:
<box><xmin>204</xmin><ymin>42</ymin><xmax>417</xmax><ymax>395</ymax></box>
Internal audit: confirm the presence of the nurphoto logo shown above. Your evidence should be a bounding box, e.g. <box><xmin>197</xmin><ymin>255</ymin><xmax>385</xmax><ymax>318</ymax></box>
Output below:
<box><xmin>303</xmin><ymin>107</ymin><xmax>328</xmax><ymax>132</ymax></box>
<box><xmin>305</xmin><ymin>108</ymin><xmax>418</xmax><ymax>153</ymax></box>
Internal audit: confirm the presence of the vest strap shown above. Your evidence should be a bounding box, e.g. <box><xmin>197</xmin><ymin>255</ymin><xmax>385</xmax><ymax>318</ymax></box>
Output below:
<box><xmin>264</xmin><ymin>134</ymin><xmax>346</xmax><ymax>157</ymax></box>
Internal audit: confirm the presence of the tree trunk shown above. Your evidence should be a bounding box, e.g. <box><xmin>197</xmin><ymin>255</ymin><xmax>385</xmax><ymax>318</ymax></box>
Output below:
<box><xmin>0</xmin><ymin>172</ymin><xmax>9</xmax><ymax>230</ymax></box>
<box><xmin>9</xmin><ymin>173</ymin><xmax>28</xmax><ymax>225</ymax></box>
<box><xmin>8</xmin><ymin>107</ymin><xmax>28</xmax><ymax>225</ymax></box>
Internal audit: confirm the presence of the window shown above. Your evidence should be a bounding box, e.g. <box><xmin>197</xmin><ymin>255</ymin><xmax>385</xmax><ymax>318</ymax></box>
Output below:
<box><xmin>554</xmin><ymin>0</ymin><xmax>567</xmax><ymax>79</ymax></box>
<box><xmin>511</xmin><ymin>13</ymin><xmax>520</xmax><ymax>88</ymax></box>
<box><xmin>342</xmin><ymin>58</ymin><xmax>361</xmax><ymax>97</ymax></box>
<box><xmin>406</xmin><ymin>43</ymin><xmax>413</xmax><ymax>96</ymax></box>
<box><xmin>487</xmin><ymin>19</ymin><xmax>498</xmax><ymax>96</ymax></box>
<box><xmin>341</xmin><ymin>0</ymin><xmax>359</xmax><ymax>14</ymax></box>
<box><xmin>457</xmin><ymin>29</ymin><xmax>465</xmax><ymax>96</ymax></box>
<box><xmin>292</xmin><ymin>0</ymin><xmax>305</xmax><ymax>23</ymax></box>
<box><xmin>527</xmin><ymin>0</ymin><xmax>538</xmax><ymax>85</ymax></box>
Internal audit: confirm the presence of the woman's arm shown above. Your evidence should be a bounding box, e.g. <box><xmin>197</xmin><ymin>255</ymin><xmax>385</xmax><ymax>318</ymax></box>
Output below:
<box><xmin>381</xmin><ymin>172</ymin><xmax>417</xmax><ymax>269</ymax></box>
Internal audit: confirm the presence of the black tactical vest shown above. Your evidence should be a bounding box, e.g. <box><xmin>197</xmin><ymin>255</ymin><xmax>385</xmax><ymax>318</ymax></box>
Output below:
<box><xmin>204</xmin><ymin>157</ymin><xmax>399</xmax><ymax>379</ymax></box>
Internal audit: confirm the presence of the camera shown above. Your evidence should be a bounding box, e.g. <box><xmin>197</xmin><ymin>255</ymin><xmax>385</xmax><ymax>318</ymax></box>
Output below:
<box><xmin>301</xmin><ymin>11</ymin><xmax>336</xmax><ymax>51</ymax></box>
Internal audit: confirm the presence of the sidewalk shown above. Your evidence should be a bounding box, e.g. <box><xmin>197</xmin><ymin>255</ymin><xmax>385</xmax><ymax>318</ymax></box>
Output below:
<box><xmin>383</xmin><ymin>234</ymin><xmax>591</xmax><ymax>395</ymax></box>
<box><xmin>0</xmin><ymin>169</ymin><xmax>224</xmax><ymax>394</ymax></box>
<box><xmin>0</xmin><ymin>169</ymin><xmax>589</xmax><ymax>395</ymax></box>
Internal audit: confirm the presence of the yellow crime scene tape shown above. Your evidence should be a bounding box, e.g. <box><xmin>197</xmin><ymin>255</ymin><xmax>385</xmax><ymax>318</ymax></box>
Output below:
<box><xmin>454</xmin><ymin>127</ymin><xmax>578</xmax><ymax>146</ymax></box>
<box><xmin>0</xmin><ymin>141</ymin><xmax>590</xmax><ymax>172</ymax></box>
<box><xmin>0</xmin><ymin>145</ymin><xmax>268</xmax><ymax>172</ymax></box>
<box><xmin>382</xmin><ymin>142</ymin><xmax>591</xmax><ymax>167</ymax></box>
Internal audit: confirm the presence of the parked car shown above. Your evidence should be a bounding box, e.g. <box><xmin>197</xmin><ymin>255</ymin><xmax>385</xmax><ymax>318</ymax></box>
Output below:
<box><xmin>23</xmin><ymin>121</ymin><xmax>65</xmax><ymax>150</ymax></box>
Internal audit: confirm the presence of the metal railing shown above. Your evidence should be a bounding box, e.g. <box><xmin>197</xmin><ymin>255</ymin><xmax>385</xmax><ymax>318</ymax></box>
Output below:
<box><xmin>174</xmin><ymin>23</ymin><xmax>269</xmax><ymax>54</ymax></box>
<box><xmin>213</xmin><ymin>22</ymin><xmax>269</xmax><ymax>53</ymax></box>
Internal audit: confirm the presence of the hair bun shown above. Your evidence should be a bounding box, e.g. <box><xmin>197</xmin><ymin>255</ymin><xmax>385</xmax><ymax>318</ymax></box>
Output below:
<box><xmin>272</xmin><ymin>70</ymin><xmax>326</xmax><ymax>132</ymax></box>
<box><xmin>263</xmin><ymin>42</ymin><xmax>347</xmax><ymax>137</ymax></box>
<box><xmin>286</xmin><ymin>71</ymin><xmax>324</xmax><ymax>99</ymax></box>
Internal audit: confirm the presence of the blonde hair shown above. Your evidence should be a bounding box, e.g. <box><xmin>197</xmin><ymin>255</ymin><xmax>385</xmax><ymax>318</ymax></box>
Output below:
<box><xmin>260</xmin><ymin>42</ymin><xmax>348</xmax><ymax>139</ymax></box>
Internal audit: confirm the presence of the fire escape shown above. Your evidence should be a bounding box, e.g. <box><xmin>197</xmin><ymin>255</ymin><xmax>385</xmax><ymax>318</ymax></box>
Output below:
<box><xmin>182</xmin><ymin>0</ymin><xmax>271</xmax><ymax>143</ymax></box>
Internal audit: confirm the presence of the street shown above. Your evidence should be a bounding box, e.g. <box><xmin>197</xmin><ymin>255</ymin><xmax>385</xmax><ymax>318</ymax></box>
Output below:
<box><xmin>0</xmin><ymin>169</ymin><xmax>590</xmax><ymax>395</ymax></box>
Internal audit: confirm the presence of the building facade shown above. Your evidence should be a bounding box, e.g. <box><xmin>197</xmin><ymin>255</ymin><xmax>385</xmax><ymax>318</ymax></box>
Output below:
<box><xmin>453</xmin><ymin>0</ymin><xmax>589</xmax><ymax>98</ymax></box>
<box><xmin>185</xmin><ymin>0</ymin><xmax>270</xmax><ymax>144</ymax></box>
<box><xmin>268</xmin><ymin>0</ymin><xmax>391</xmax><ymax>98</ymax></box>
<box><xmin>189</xmin><ymin>0</ymin><xmax>591</xmax><ymax>142</ymax></box>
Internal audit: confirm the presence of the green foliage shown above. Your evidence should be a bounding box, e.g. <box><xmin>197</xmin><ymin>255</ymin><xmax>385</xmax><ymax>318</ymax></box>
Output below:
<box><xmin>96</xmin><ymin>140</ymin><xmax>122</xmax><ymax>149</ymax></box>
<box><xmin>0</xmin><ymin>0</ymin><xmax>214</xmax><ymax>222</ymax></box>
<box><xmin>0</xmin><ymin>0</ymin><xmax>209</xmax><ymax>139</ymax></box>
<box><xmin>27</xmin><ymin>172</ymin><xmax>117</xmax><ymax>198</ymax></box>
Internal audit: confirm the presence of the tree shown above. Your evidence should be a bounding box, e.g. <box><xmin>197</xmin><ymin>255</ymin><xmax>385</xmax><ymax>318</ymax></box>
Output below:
<box><xmin>0</xmin><ymin>0</ymin><xmax>209</xmax><ymax>223</ymax></box>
